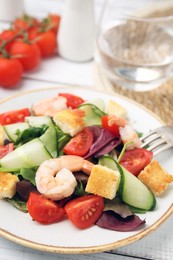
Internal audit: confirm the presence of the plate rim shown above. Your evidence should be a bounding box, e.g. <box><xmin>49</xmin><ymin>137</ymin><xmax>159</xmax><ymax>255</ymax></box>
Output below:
<box><xmin>0</xmin><ymin>86</ymin><xmax>172</xmax><ymax>254</ymax></box>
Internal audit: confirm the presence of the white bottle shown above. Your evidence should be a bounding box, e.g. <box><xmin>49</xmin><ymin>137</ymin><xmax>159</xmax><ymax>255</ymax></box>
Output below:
<box><xmin>0</xmin><ymin>0</ymin><xmax>24</xmax><ymax>22</ymax></box>
<box><xmin>58</xmin><ymin>0</ymin><xmax>95</xmax><ymax>62</ymax></box>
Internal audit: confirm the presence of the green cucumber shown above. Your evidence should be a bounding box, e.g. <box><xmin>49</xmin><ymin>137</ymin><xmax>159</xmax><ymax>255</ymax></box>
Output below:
<box><xmin>3</xmin><ymin>123</ymin><xmax>29</xmax><ymax>142</ymax></box>
<box><xmin>0</xmin><ymin>138</ymin><xmax>51</xmax><ymax>170</ymax></box>
<box><xmin>79</xmin><ymin>103</ymin><xmax>106</xmax><ymax>126</ymax></box>
<box><xmin>22</xmin><ymin>116</ymin><xmax>57</xmax><ymax>156</ymax></box>
<box><xmin>25</xmin><ymin>116</ymin><xmax>53</xmax><ymax>127</ymax></box>
<box><xmin>99</xmin><ymin>156</ymin><xmax>156</xmax><ymax>211</ymax></box>
<box><xmin>40</xmin><ymin>124</ymin><xmax>58</xmax><ymax>158</ymax></box>
<box><xmin>83</xmin><ymin>99</ymin><xmax>105</xmax><ymax>111</ymax></box>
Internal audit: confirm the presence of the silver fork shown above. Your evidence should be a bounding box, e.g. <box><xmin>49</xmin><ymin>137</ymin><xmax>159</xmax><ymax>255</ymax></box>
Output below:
<box><xmin>140</xmin><ymin>126</ymin><xmax>173</xmax><ymax>156</ymax></box>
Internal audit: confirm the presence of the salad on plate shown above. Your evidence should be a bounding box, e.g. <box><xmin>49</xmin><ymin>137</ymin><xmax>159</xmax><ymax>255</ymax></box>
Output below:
<box><xmin>0</xmin><ymin>91</ymin><xmax>173</xmax><ymax>232</ymax></box>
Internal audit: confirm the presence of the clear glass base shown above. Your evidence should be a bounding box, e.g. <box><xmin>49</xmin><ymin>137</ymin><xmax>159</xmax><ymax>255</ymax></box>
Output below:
<box><xmin>95</xmin><ymin>55</ymin><xmax>170</xmax><ymax>92</ymax></box>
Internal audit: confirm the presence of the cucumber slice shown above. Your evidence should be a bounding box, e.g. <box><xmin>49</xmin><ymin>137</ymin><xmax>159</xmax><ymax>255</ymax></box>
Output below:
<box><xmin>0</xmin><ymin>138</ymin><xmax>51</xmax><ymax>170</ymax></box>
<box><xmin>119</xmin><ymin>166</ymin><xmax>156</xmax><ymax>210</ymax></box>
<box><xmin>3</xmin><ymin>123</ymin><xmax>29</xmax><ymax>142</ymax></box>
<box><xmin>99</xmin><ymin>155</ymin><xmax>156</xmax><ymax>211</ymax></box>
<box><xmin>25</xmin><ymin>116</ymin><xmax>53</xmax><ymax>127</ymax></box>
<box><xmin>79</xmin><ymin>103</ymin><xmax>106</xmax><ymax>126</ymax></box>
<box><xmin>40</xmin><ymin>124</ymin><xmax>58</xmax><ymax>158</ymax></box>
<box><xmin>83</xmin><ymin>99</ymin><xmax>105</xmax><ymax>111</ymax></box>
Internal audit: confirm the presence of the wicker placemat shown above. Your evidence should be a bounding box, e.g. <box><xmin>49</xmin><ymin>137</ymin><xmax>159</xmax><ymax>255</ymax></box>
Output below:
<box><xmin>93</xmin><ymin>62</ymin><xmax>173</xmax><ymax>126</ymax></box>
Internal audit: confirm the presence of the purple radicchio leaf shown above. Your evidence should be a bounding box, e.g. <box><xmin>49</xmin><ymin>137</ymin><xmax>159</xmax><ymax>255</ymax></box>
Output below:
<box><xmin>94</xmin><ymin>139</ymin><xmax>120</xmax><ymax>158</ymax></box>
<box><xmin>87</xmin><ymin>126</ymin><xmax>103</xmax><ymax>141</ymax></box>
<box><xmin>16</xmin><ymin>180</ymin><xmax>37</xmax><ymax>202</ymax></box>
<box><xmin>103</xmin><ymin>198</ymin><xmax>133</xmax><ymax>218</ymax></box>
<box><xmin>84</xmin><ymin>126</ymin><xmax>120</xmax><ymax>159</ymax></box>
<box><xmin>96</xmin><ymin>211</ymin><xmax>146</xmax><ymax>232</ymax></box>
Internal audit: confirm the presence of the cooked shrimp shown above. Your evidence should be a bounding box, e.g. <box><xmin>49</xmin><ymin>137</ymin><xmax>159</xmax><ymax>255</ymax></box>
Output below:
<box><xmin>108</xmin><ymin>115</ymin><xmax>128</xmax><ymax>128</ymax></box>
<box><xmin>35</xmin><ymin>155</ymin><xmax>94</xmax><ymax>200</ymax></box>
<box><xmin>32</xmin><ymin>96</ymin><xmax>67</xmax><ymax>117</ymax></box>
<box><xmin>119</xmin><ymin>125</ymin><xmax>142</xmax><ymax>150</ymax></box>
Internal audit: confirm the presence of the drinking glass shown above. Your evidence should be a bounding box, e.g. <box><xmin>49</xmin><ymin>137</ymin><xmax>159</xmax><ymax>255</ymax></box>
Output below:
<box><xmin>95</xmin><ymin>0</ymin><xmax>173</xmax><ymax>91</ymax></box>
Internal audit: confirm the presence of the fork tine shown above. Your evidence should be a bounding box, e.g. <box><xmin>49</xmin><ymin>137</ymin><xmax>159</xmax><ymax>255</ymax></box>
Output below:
<box><xmin>146</xmin><ymin>137</ymin><xmax>170</xmax><ymax>151</ymax></box>
<box><xmin>140</xmin><ymin>132</ymin><xmax>163</xmax><ymax>148</ymax></box>
<box><xmin>140</xmin><ymin>126</ymin><xmax>173</xmax><ymax>156</ymax></box>
<box><xmin>140</xmin><ymin>129</ymin><xmax>160</xmax><ymax>141</ymax></box>
<box><xmin>153</xmin><ymin>143</ymin><xmax>173</xmax><ymax>156</ymax></box>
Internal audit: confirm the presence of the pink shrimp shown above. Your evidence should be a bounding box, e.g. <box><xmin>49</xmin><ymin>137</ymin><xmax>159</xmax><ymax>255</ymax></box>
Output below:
<box><xmin>35</xmin><ymin>155</ymin><xmax>93</xmax><ymax>201</ymax></box>
<box><xmin>32</xmin><ymin>96</ymin><xmax>67</xmax><ymax>117</ymax></box>
<box><xmin>108</xmin><ymin>115</ymin><xmax>128</xmax><ymax>127</ymax></box>
<box><xmin>119</xmin><ymin>125</ymin><xmax>142</xmax><ymax>150</ymax></box>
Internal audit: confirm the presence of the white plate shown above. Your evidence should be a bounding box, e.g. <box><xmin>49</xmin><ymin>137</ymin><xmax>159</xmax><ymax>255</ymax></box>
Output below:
<box><xmin>0</xmin><ymin>86</ymin><xmax>173</xmax><ymax>254</ymax></box>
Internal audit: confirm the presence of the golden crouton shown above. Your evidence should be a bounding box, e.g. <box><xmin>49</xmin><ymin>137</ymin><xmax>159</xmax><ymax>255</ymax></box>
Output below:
<box><xmin>138</xmin><ymin>160</ymin><xmax>173</xmax><ymax>196</ymax></box>
<box><xmin>85</xmin><ymin>165</ymin><xmax>120</xmax><ymax>200</ymax></box>
<box><xmin>53</xmin><ymin>109</ymin><xmax>85</xmax><ymax>136</ymax></box>
<box><xmin>106</xmin><ymin>100</ymin><xmax>128</xmax><ymax>119</ymax></box>
<box><xmin>0</xmin><ymin>172</ymin><xmax>19</xmax><ymax>199</ymax></box>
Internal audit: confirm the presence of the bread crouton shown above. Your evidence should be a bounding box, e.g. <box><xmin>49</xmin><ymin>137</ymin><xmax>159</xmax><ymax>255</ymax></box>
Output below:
<box><xmin>85</xmin><ymin>165</ymin><xmax>120</xmax><ymax>200</ymax></box>
<box><xmin>106</xmin><ymin>100</ymin><xmax>128</xmax><ymax>119</ymax></box>
<box><xmin>0</xmin><ymin>172</ymin><xmax>19</xmax><ymax>199</ymax></box>
<box><xmin>138</xmin><ymin>160</ymin><xmax>173</xmax><ymax>196</ymax></box>
<box><xmin>53</xmin><ymin>109</ymin><xmax>85</xmax><ymax>136</ymax></box>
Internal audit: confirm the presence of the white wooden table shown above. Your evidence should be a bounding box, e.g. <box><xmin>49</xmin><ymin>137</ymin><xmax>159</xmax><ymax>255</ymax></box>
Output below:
<box><xmin>0</xmin><ymin>1</ymin><xmax>173</xmax><ymax>259</ymax></box>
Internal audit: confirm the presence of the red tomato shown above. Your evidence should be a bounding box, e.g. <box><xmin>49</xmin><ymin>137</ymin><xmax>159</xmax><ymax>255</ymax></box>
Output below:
<box><xmin>119</xmin><ymin>148</ymin><xmax>153</xmax><ymax>176</ymax></box>
<box><xmin>47</xmin><ymin>14</ymin><xmax>61</xmax><ymax>34</ymax></box>
<box><xmin>27</xmin><ymin>192</ymin><xmax>65</xmax><ymax>224</ymax></box>
<box><xmin>29</xmin><ymin>29</ymin><xmax>57</xmax><ymax>57</ymax></box>
<box><xmin>0</xmin><ymin>108</ymin><xmax>30</xmax><ymax>125</ymax></box>
<box><xmin>65</xmin><ymin>195</ymin><xmax>104</xmax><ymax>229</ymax></box>
<box><xmin>58</xmin><ymin>93</ymin><xmax>84</xmax><ymax>109</ymax></box>
<box><xmin>0</xmin><ymin>29</ymin><xmax>17</xmax><ymax>52</ymax></box>
<box><xmin>0</xmin><ymin>143</ymin><xmax>14</xmax><ymax>159</ymax></box>
<box><xmin>13</xmin><ymin>15</ymin><xmax>39</xmax><ymax>32</ymax></box>
<box><xmin>0</xmin><ymin>58</ymin><xmax>23</xmax><ymax>88</ymax></box>
<box><xmin>63</xmin><ymin>127</ymin><xmax>93</xmax><ymax>156</ymax></box>
<box><xmin>101</xmin><ymin>115</ymin><xmax>119</xmax><ymax>137</ymax></box>
<box><xmin>10</xmin><ymin>41</ymin><xmax>41</xmax><ymax>71</ymax></box>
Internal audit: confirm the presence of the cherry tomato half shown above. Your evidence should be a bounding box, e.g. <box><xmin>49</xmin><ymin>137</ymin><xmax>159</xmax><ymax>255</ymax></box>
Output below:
<box><xmin>65</xmin><ymin>195</ymin><xmax>104</xmax><ymax>229</ymax></box>
<box><xmin>63</xmin><ymin>127</ymin><xmax>93</xmax><ymax>157</ymax></box>
<box><xmin>27</xmin><ymin>192</ymin><xmax>65</xmax><ymax>224</ymax></box>
<box><xmin>101</xmin><ymin>115</ymin><xmax>120</xmax><ymax>137</ymax></box>
<box><xmin>0</xmin><ymin>108</ymin><xmax>30</xmax><ymax>125</ymax></box>
<box><xmin>10</xmin><ymin>41</ymin><xmax>41</xmax><ymax>71</ymax></box>
<box><xmin>0</xmin><ymin>143</ymin><xmax>14</xmax><ymax>159</ymax></box>
<box><xmin>58</xmin><ymin>93</ymin><xmax>85</xmax><ymax>109</ymax></box>
<box><xmin>0</xmin><ymin>57</ymin><xmax>23</xmax><ymax>88</ymax></box>
<box><xmin>119</xmin><ymin>148</ymin><xmax>153</xmax><ymax>176</ymax></box>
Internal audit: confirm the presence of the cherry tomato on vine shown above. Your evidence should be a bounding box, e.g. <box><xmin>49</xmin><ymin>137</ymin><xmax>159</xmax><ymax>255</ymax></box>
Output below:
<box><xmin>0</xmin><ymin>29</ymin><xmax>18</xmax><ymax>52</ymax></box>
<box><xmin>10</xmin><ymin>41</ymin><xmax>41</xmax><ymax>71</ymax></box>
<box><xmin>44</xmin><ymin>14</ymin><xmax>61</xmax><ymax>34</ymax></box>
<box><xmin>27</xmin><ymin>192</ymin><xmax>65</xmax><ymax>224</ymax></box>
<box><xmin>119</xmin><ymin>148</ymin><xmax>153</xmax><ymax>176</ymax></box>
<box><xmin>13</xmin><ymin>15</ymin><xmax>39</xmax><ymax>32</ymax></box>
<box><xmin>29</xmin><ymin>28</ymin><xmax>57</xmax><ymax>57</ymax></box>
<box><xmin>0</xmin><ymin>57</ymin><xmax>23</xmax><ymax>88</ymax></box>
